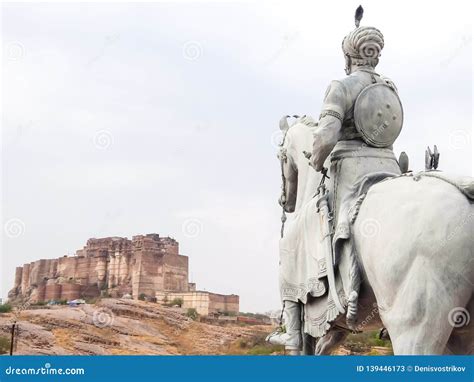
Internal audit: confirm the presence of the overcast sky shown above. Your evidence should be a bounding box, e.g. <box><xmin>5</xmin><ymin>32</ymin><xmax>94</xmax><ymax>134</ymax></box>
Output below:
<box><xmin>1</xmin><ymin>1</ymin><xmax>472</xmax><ymax>312</ymax></box>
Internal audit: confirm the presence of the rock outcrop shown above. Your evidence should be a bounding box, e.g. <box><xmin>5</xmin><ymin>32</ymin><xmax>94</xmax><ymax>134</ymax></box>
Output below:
<box><xmin>0</xmin><ymin>299</ymin><xmax>272</xmax><ymax>355</ymax></box>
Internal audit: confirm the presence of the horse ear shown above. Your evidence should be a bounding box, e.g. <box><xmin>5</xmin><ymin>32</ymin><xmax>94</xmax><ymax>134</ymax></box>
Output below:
<box><xmin>279</xmin><ymin>115</ymin><xmax>290</xmax><ymax>132</ymax></box>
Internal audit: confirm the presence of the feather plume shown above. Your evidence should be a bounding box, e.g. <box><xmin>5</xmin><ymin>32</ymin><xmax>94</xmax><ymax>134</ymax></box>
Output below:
<box><xmin>355</xmin><ymin>5</ymin><xmax>364</xmax><ymax>27</ymax></box>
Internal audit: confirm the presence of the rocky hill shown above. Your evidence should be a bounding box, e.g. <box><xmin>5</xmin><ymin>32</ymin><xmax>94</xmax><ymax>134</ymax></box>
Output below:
<box><xmin>0</xmin><ymin>298</ymin><xmax>391</xmax><ymax>355</ymax></box>
<box><xmin>0</xmin><ymin>299</ymin><xmax>273</xmax><ymax>355</ymax></box>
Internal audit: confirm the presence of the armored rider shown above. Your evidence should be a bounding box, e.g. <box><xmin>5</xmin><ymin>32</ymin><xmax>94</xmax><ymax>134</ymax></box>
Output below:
<box><xmin>268</xmin><ymin>7</ymin><xmax>403</xmax><ymax>350</ymax></box>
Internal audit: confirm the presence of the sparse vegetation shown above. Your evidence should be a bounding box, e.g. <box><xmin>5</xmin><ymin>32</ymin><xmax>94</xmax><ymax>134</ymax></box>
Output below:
<box><xmin>30</xmin><ymin>301</ymin><xmax>47</xmax><ymax>306</ymax></box>
<box><xmin>169</xmin><ymin>298</ymin><xmax>183</xmax><ymax>307</ymax></box>
<box><xmin>186</xmin><ymin>308</ymin><xmax>199</xmax><ymax>320</ymax></box>
<box><xmin>138</xmin><ymin>293</ymin><xmax>146</xmax><ymax>301</ymax></box>
<box><xmin>0</xmin><ymin>303</ymin><xmax>12</xmax><ymax>313</ymax></box>
<box><xmin>367</xmin><ymin>348</ymin><xmax>383</xmax><ymax>355</ymax></box>
<box><xmin>0</xmin><ymin>336</ymin><xmax>11</xmax><ymax>354</ymax></box>
<box><xmin>344</xmin><ymin>330</ymin><xmax>393</xmax><ymax>355</ymax></box>
<box><xmin>220</xmin><ymin>311</ymin><xmax>237</xmax><ymax>317</ymax></box>
<box><xmin>246</xmin><ymin>344</ymin><xmax>283</xmax><ymax>355</ymax></box>
<box><xmin>238</xmin><ymin>312</ymin><xmax>269</xmax><ymax>320</ymax></box>
<box><xmin>229</xmin><ymin>333</ymin><xmax>283</xmax><ymax>355</ymax></box>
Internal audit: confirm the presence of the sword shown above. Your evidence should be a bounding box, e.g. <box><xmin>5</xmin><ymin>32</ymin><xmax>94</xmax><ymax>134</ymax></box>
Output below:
<box><xmin>315</xmin><ymin>168</ymin><xmax>345</xmax><ymax>314</ymax></box>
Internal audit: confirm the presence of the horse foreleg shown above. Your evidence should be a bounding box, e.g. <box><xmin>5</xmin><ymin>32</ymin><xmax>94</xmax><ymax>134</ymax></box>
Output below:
<box><xmin>314</xmin><ymin>328</ymin><xmax>348</xmax><ymax>355</ymax></box>
<box><xmin>302</xmin><ymin>332</ymin><xmax>316</xmax><ymax>355</ymax></box>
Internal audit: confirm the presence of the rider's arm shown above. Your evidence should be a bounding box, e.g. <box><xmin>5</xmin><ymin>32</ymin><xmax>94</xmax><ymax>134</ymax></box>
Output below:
<box><xmin>311</xmin><ymin>80</ymin><xmax>348</xmax><ymax>171</ymax></box>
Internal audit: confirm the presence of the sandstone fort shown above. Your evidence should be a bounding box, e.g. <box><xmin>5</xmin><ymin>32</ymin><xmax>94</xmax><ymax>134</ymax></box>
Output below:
<box><xmin>8</xmin><ymin>233</ymin><xmax>239</xmax><ymax>316</ymax></box>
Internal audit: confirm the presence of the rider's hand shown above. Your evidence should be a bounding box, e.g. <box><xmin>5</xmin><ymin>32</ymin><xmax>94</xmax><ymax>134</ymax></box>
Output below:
<box><xmin>310</xmin><ymin>152</ymin><xmax>324</xmax><ymax>172</ymax></box>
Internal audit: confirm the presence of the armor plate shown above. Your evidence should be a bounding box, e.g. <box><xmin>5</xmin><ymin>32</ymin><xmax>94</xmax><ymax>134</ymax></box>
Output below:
<box><xmin>354</xmin><ymin>83</ymin><xmax>403</xmax><ymax>148</ymax></box>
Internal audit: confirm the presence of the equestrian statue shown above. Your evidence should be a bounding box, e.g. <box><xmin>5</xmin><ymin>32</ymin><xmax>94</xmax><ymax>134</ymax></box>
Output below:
<box><xmin>266</xmin><ymin>6</ymin><xmax>474</xmax><ymax>355</ymax></box>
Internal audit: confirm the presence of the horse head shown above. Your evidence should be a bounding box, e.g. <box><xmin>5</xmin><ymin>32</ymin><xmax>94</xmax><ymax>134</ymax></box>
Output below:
<box><xmin>278</xmin><ymin>115</ymin><xmax>319</xmax><ymax>215</ymax></box>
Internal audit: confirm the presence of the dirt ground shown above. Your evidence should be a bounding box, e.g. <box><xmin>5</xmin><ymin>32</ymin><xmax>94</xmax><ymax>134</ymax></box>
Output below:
<box><xmin>0</xmin><ymin>298</ymin><xmax>391</xmax><ymax>355</ymax></box>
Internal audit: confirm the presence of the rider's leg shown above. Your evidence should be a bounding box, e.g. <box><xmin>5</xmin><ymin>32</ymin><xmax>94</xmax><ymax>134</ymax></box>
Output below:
<box><xmin>266</xmin><ymin>300</ymin><xmax>302</xmax><ymax>351</ymax></box>
<box><xmin>336</xmin><ymin>238</ymin><xmax>361</xmax><ymax>330</ymax></box>
<box><xmin>346</xmin><ymin>241</ymin><xmax>361</xmax><ymax>330</ymax></box>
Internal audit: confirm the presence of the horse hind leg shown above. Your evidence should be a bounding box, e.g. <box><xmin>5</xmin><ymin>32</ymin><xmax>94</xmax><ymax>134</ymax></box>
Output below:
<box><xmin>388</xmin><ymin>321</ymin><xmax>450</xmax><ymax>354</ymax></box>
<box><xmin>392</xmin><ymin>297</ymin><xmax>472</xmax><ymax>355</ymax></box>
<box><xmin>444</xmin><ymin>295</ymin><xmax>474</xmax><ymax>354</ymax></box>
<box><xmin>355</xmin><ymin>176</ymin><xmax>473</xmax><ymax>354</ymax></box>
<box><xmin>383</xmin><ymin>258</ymin><xmax>472</xmax><ymax>355</ymax></box>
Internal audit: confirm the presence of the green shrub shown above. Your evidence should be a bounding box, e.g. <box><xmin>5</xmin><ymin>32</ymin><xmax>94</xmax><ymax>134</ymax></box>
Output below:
<box><xmin>31</xmin><ymin>301</ymin><xmax>47</xmax><ymax>306</ymax></box>
<box><xmin>0</xmin><ymin>303</ymin><xmax>12</xmax><ymax>313</ymax></box>
<box><xmin>367</xmin><ymin>349</ymin><xmax>381</xmax><ymax>355</ymax></box>
<box><xmin>186</xmin><ymin>308</ymin><xmax>199</xmax><ymax>320</ymax></box>
<box><xmin>138</xmin><ymin>293</ymin><xmax>146</xmax><ymax>301</ymax></box>
<box><xmin>238</xmin><ymin>333</ymin><xmax>283</xmax><ymax>355</ymax></box>
<box><xmin>237</xmin><ymin>312</ymin><xmax>268</xmax><ymax>320</ymax></box>
<box><xmin>170</xmin><ymin>298</ymin><xmax>183</xmax><ymax>307</ymax></box>
<box><xmin>0</xmin><ymin>336</ymin><xmax>10</xmax><ymax>354</ymax></box>
<box><xmin>238</xmin><ymin>339</ymin><xmax>247</xmax><ymax>348</ymax></box>
<box><xmin>221</xmin><ymin>311</ymin><xmax>237</xmax><ymax>317</ymax></box>
<box><xmin>344</xmin><ymin>330</ymin><xmax>393</xmax><ymax>354</ymax></box>
<box><xmin>246</xmin><ymin>344</ymin><xmax>283</xmax><ymax>355</ymax></box>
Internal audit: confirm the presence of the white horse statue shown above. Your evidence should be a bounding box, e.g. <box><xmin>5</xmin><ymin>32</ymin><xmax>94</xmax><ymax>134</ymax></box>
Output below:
<box><xmin>277</xmin><ymin>116</ymin><xmax>473</xmax><ymax>355</ymax></box>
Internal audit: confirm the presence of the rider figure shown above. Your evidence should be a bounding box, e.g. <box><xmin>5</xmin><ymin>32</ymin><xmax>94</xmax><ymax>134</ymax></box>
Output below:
<box><xmin>268</xmin><ymin>10</ymin><xmax>403</xmax><ymax>351</ymax></box>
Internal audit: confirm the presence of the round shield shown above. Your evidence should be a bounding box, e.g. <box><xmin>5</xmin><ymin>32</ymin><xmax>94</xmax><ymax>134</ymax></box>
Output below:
<box><xmin>354</xmin><ymin>83</ymin><xmax>403</xmax><ymax>148</ymax></box>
